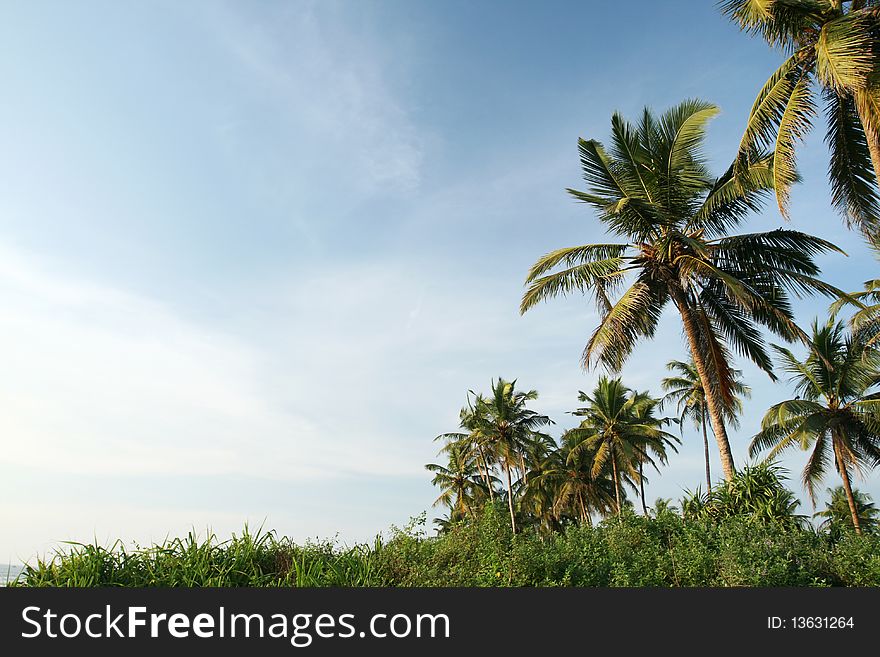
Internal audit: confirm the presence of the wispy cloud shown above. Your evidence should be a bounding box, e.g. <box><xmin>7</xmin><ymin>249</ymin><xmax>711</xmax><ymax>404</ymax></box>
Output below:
<box><xmin>205</xmin><ymin>0</ymin><xmax>423</xmax><ymax>195</ymax></box>
<box><xmin>0</xmin><ymin>245</ymin><xmax>429</xmax><ymax>482</ymax></box>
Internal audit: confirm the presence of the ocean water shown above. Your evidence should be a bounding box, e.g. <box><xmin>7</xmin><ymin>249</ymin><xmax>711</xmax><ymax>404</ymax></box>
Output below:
<box><xmin>0</xmin><ymin>564</ymin><xmax>24</xmax><ymax>586</ymax></box>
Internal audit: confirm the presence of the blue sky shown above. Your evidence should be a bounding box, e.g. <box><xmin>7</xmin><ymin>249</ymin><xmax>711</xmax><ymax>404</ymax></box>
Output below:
<box><xmin>1</xmin><ymin>0</ymin><xmax>877</xmax><ymax>562</ymax></box>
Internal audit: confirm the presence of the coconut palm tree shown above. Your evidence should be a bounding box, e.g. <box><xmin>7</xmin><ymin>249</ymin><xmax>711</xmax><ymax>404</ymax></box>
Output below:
<box><xmin>661</xmin><ymin>359</ymin><xmax>751</xmax><ymax>491</ymax></box>
<box><xmin>435</xmin><ymin>393</ymin><xmax>498</xmax><ymax>501</ymax></box>
<box><xmin>472</xmin><ymin>378</ymin><xmax>553</xmax><ymax>533</ymax></box>
<box><xmin>720</xmin><ymin>0</ymin><xmax>880</xmax><ymax>235</ymax></box>
<box><xmin>567</xmin><ymin>377</ymin><xmax>676</xmax><ymax>515</ymax></box>
<box><xmin>750</xmin><ymin>318</ymin><xmax>880</xmax><ymax>533</ymax></box>
<box><xmin>814</xmin><ymin>485</ymin><xmax>880</xmax><ymax>535</ymax></box>
<box><xmin>629</xmin><ymin>390</ymin><xmax>680</xmax><ymax>515</ymax></box>
<box><xmin>831</xmin><ymin>275</ymin><xmax>880</xmax><ymax>347</ymax></box>
<box><xmin>525</xmin><ymin>430</ymin><xmax>617</xmax><ymax>527</ymax></box>
<box><xmin>520</xmin><ymin>99</ymin><xmax>844</xmax><ymax>481</ymax></box>
<box><xmin>425</xmin><ymin>443</ymin><xmax>487</xmax><ymax>520</ymax></box>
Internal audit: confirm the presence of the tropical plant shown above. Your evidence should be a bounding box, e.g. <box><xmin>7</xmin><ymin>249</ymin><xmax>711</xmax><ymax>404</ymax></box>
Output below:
<box><xmin>524</xmin><ymin>429</ymin><xmax>617</xmax><ymax>528</ymax></box>
<box><xmin>567</xmin><ymin>377</ymin><xmax>678</xmax><ymax>515</ymax></box>
<box><xmin>520</xmin><ymin>99</ymin><xmax>843</xmax><ymax>480</ymax></box>
<box><xmin>681</xmin><ymin>461</ymin><xmax>806</xmax><ymax>528</ymax></box>
<box><xmin>434</xmin><ymin>393</ymin><xmax>500</xmax><ymax>502</ymax></box>
<box><xmin>720</xmin><ymin>0</ymin><xmax>880</xmax><ymax>237</ymax></box>
<box><xmin>425</xmin><ymin>442</ymin><xmax>493</xmax><ymax>521</ymax></box>
<box><xmin>661</xmin><ymin>358</ymin><xmax>751</xmax><ymax>491</ymax></box>
<box><xmin>831</xmin><ymin>275</ymin><xmax>880</xmax><ymax>346</ymax></box>
<box><xmin>750</xmin><ymin>318</ymin><xmax>880</xmax><ymax>533</ymax></box>
<box><xmin>471</xmin><ymin>378</ymin><xmax>554</xmax><ymax>533</ymax></box>
<box><xmin>814</xmin><ymin>485</ymin><xmax>880</xmax><ymax>536</ymax></box>
<box><xmin>629</xmin><ymin>390</ymin><xmax>680</xmax><ymax>515</ymax></box>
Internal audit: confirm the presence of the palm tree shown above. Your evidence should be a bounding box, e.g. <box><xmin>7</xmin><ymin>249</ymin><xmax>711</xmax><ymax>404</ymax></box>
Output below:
<box><xmin>520</xmin><ymin>99</ymin><xmax>843</xmax><ymax>481</ymax></box>
<box><xmin>525</xmin><ymin>430</ymin><xmax>617</xmax><ymax>527</ymax></box>
<box><xmin>831</xmin><ymin>275</ymin><xmax>880</xmax><ymax>346</ymax></box>
<box><xmin>567</xmin><ymin>377</ymin><xmax>676</xmax><ymax>515</ymax></box>
<box><xmin>814</xmin><ymin>485</ymin><xmax>880</xmax><ymax>535</ymax></box>
<box><xmin>629</xmin><ymin>390</ymin><xmax>680</xmax><ymax>515</ymax></box>
<box><xmin>750</xmin><ymin>318</ymin><xmax>880</xmax><ymax>534</ymax></box>
<box><xmin>473</xmin><ymin>378</ymin><xmax>553</xmax><ymax>533</ymax></box>
<box><xmin>661</xmin><ymin>359</ymin><xmax>751</xmax><ymax>491</ymax></box>
<box><xmin>435</xmin><ymin>393</ymin><xmax>498</xmax><ymax>502</ymax></box>
<box><xmin>425</xmin><ymin>443</ymin><xmax>487</xmax><ymax>520</ymax></box>
<box><xmin>720</xmin><ymin>0</ymin><xmax>880</xmax><ymax>236</ymax></box>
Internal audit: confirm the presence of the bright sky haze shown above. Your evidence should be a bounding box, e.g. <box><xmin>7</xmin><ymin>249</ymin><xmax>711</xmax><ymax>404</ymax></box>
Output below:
<box><xmin>1</xmin><ymin>0</ymin><xmax>877</xmax><ymax>563</ymax></box>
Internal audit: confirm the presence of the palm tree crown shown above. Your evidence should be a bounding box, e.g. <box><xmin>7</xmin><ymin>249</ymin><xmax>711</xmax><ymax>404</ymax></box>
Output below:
<box><xmin>521</xmin><ymin>99</ymin><xmax>844</xmax><ymax>480</ymax></box>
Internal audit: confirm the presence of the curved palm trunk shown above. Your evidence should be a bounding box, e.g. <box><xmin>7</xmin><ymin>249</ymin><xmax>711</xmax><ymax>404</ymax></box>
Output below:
<box><xmin>638</xmin><ymin>461</ymin><xmax>648</xmax><ymax>516</ymax></box>
<box><xmin>701</xmin><ymin>411</ymin><xmax>712</xmax><ymax>492</ymax></box>
<box><xmin>673</xmin><ymin>296</ymin><xmax>737</xmax><ymax>481</ymax></box>
<box><xmin>855</xmin><ymin>94</ymin><xmax>880</xmax><ymax>200</ymax></box>
<box><xmin>504</xmin><ymin>462</ymin><xmax>517</xmax><ymax>534</ymax></box>
<box><xmin>834</xmin><ymin>438</ymin><xmax>863</xmax><ymax>536</ymax></box>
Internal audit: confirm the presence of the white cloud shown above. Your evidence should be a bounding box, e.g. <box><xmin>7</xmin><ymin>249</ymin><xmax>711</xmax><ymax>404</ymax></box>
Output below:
<box><xmin>0</xmin><ymin>245</ymin><xmax>425</xmax><ymax>481</ymax></box>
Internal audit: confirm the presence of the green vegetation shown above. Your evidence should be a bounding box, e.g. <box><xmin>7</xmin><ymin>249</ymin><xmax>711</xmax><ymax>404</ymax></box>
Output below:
<box><xmin>13</xmin><ymin>499</ymin><xmax>880</xmax><ymax>587</ymax></box>
<box><xmin>720</xmin><ymin>0</ymin><xmax>880</xmax><ymax>235</ymax></box>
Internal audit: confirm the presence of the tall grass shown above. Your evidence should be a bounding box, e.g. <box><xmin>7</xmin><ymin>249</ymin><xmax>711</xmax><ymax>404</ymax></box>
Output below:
<box><xmin>13</xmin><ymin>527</ymin><xmax>378</xmax><ymax>587</ymax></box>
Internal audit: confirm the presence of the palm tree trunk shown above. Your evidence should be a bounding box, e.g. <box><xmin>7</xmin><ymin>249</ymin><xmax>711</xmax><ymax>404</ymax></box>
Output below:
<box><xmin>855</xmin><ymin>92</ymin><xmax>880</xmax><ymax>214</ymax></box>
<box><xmin>519</xmin><ymin>453</ymin><xmax>528</xmax><ymax>486</ymax></box>
<box><xmin>504</xmin><ymin>462</ymin><xmax>517</xmax><ymax>534</ymax></box>
<box><xmin>834</xmin><ymin>439</ymin><xmax>863</xmax><ymax>536</ymax></box>
<box><xmin>701</xmin><ymin>410</ymin><xmax>712</xmax><ymax>492</ymax></box>
<box><xmin>477</xmin><ymin>445</ymin><xmax>494</xmax><ymax>502</ymax></box>
<box><xmin>612</xmin><ymin>454</ymin><xmax>621</xmax><ymax>516</ymax></box>
<box><xmin>638</xmin><ymin>461</ymin><xmax>648</xmax><ymax>516</ymax></box>
<box><xmin>672</xmin><ymin>295</ymin><xmax>737</xmax><ymax>481</ymax></box>
<box><xmin>578</xmin><ymin>492</ymin><xmax>589</xmax><ymax>525</ymax></box>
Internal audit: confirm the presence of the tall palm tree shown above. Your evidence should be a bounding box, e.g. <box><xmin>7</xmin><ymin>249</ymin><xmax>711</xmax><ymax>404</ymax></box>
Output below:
<box><xmin>814</xmin><ymin>485</ymin><xmax>880</xmax><ymax>535</ymax></box>
<box><xmin>473</xmin><ymin>378</ymin><xmax>553</xmax><ymax>533</ymax></box>
<box><xmin>661</xmin><ymin>359</ymin><xmax>751</xmax><ymax>491</ymax></box>
<box><xmin>520</xmin><ymin>100</ymin><xmax>843</xmax><ymax>480</ymax></box>
<box><xmin>750</xmin><ymin>318</ymin><xmax>880</xmax><ymax>533</ymax></box>
<box><xmin>720</xmin><ymin>0</ymin><xmax>880</xmax><ymax>236</ymax></box>
<box><xmin>567</xmin><ymin>377</ymin><xmax>676</xmax><ymax>515</ymax></box>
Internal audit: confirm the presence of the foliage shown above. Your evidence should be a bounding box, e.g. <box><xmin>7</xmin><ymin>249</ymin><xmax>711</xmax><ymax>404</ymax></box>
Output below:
<box><xmin>681</xmin><ymin>461</ymin><xmax>807</xmax><ymax>528</ymax></box>
<box><xmin>720</xmin><ymin>0</ymin><xmax>880</xmax><ymax>237</ymax></box>
<box><xmin>16</xmin><ymin>505</ymin><xmax>880</xmax><ymax>587</ymax></box>
<box><xmin>12</xmin><ymin>526</ymin><xmax>378</xmax><ymax>587</ymax></box>
<box><xmin>815</xmin><ymin>485</ymin><xmax>880</xmax><ymax>538</ymax></box>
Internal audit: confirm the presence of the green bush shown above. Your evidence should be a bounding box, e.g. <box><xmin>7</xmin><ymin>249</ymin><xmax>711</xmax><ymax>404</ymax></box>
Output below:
<box><xmin>12</xmin><ymin>506</ymin><xmax>880</xmax><ymax>587</ymax></box>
